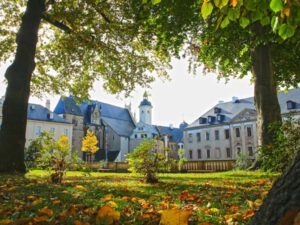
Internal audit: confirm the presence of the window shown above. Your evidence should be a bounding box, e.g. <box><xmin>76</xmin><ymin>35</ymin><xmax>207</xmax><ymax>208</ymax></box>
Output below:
<box><xmin>35</xmin><ymin>126</ymin><xmax>41</xmax><ymax>136</ymax></box>
<box><xmin>215</xmin><ymin>148</ymin><xmax>221</xmax><ymax>158</ymax></box>
<box><xmin>226</xmin><ymin>148</ymin><xmax>231</xmax><ymax>158</ymax></box>
<box><xmin>206</xmin><ymin>132</ymin><xmax>210</xmax><ymax>141</ymax></box>
<box><xmin>64</xmin><ymin>128</ymin><xmax>68</xmax><ymax>136</ymax></box>
<box><xmin>141</xmin><ymin>134</ymin><xmax>148</xmax><ymax>138</ymax></box>
<box><xmin>246</xmin><ymin>127</ymin><xmax>252</xmax><ymax>137</ymax></box>
<box><xmin>236</xmin><ymin>147</ymin><xmax>241</xmax><ymax>155</ymax></box>
<box><xmin>188</xmin><ymin>134</ymin><xmax>193</xmax><ymax>143</ymax></box>
<box><xmin>197</xmin><ymin>149</ymin><xmax>202</xmax><ymax>159</ymax></box>
<box><xmin>225</xmin><ymin>129</ymin><xmax>230</xmax><ymax>139</ymax></box>
<box><xmin>189</xmin><ymin>150</ymin><xmax>193</xmax><ymax>159</ymax></box>
<box><xmin>248</xmin><ymin>146</ymin><xmax>254</xmax><ymax>156</ymax></box>
<box><xmin>134</xmin><ymin>134</ymin><xmax>138</xmax><ymax>139</ymax></box>
<box><xmin>196</xmin><ymin>133</ymin><xmax>201</xmax><ymax>142</ymax></box>
<box><xmin>50</xmin><ymin>127</ymin><xmax>55</xmax><ymax>133</ymax></box>
<box><xmin>215</xmin><ymin>130</ymin><xmax>219</xmax><ymax>140</ymax></box>
<box><xmin>235</xmin><ymin>127</ymin><xmax>240</xmax><ymax>138</ymax></box>
<box><xmin>206</xmin><ymin>149</ymin><xmax>210</xmax><ymax>158</ymax></box>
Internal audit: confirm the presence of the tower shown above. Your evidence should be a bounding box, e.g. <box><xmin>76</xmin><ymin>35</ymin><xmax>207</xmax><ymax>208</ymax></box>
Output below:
<box><xmin>139</xmin><ymin>91</ymin><xmax>152</xmax><ymax>125</ymax></box>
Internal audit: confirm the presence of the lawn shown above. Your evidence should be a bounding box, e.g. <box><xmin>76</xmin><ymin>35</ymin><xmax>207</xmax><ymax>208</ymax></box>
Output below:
<box><xmin>0</xmin><ymin>170</ymin><xmax>278</xmax><ymax>225</ymax></box>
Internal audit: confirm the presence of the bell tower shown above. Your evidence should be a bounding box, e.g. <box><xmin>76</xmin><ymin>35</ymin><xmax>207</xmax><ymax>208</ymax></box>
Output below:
<box><xmin>139</xmin><ymin>91</ymin><xmax>152</xmax><ymax>125</ymax></box>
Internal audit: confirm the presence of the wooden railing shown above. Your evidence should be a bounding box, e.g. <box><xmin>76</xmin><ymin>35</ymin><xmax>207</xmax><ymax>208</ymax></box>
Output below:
<box><xmin>182</xmin><ymin>160</ymin><xmax>235</xmax><ymax>172</ymax></box>
<box><xmin>89</xmin><ymin>160</ymin><xmax>235</xmax><ymax>172</ymax></box>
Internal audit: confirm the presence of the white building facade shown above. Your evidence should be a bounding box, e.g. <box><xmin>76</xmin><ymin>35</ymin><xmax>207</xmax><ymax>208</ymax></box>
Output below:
<box><xmin>184</xmin><ymin>88</ymin><xmax>300</xmax><ymax>161</ymax></box>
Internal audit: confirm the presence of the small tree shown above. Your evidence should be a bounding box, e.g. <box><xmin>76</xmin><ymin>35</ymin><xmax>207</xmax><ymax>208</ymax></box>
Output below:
<box><xmin>127</xmin><ymin>139</ymin><xmax>167</xmax><ymax>183</ymax></box>
<box><xmin>234</xmin><ymin>153</ymin><xmax>252</xmax><ymax>170</ymax></box>
<box><xmin>26</xmin><ymin>131</ymin><xmax>77</xmax><ymax>183</ymax></box>
<box><xmin>177</xmin><ymin>148</ymin><xmax>187</xmax><ymax>172</ymax></box>
<box><xmin>81</xmin><ymin>129</ymin><xmax>99</xmax><ymax>163</ymax></box>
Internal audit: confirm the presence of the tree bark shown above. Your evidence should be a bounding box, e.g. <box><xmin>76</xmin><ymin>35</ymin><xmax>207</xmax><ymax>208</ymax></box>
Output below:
<box><xmin>0</xmin><ymin>0</ymin><xmax>45</xmax><ymax>173</ymax></box>
<box><xmin>248</xmin><ymin>151</ymin><xmax>300</xmax><ymax>225</ymax></box>
<box><xmin>249</xmin><ymin>23</ymin><xmax>282</xmax><ymax>170</ymax></box>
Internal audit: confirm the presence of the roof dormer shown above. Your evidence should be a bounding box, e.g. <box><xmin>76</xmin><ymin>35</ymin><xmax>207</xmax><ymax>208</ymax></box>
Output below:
<box><xmin>214</xmin><ymin>107</ymin><xmax>221</xmax><ymax>114</ymax></box>
<box><xmin>207</xmin><ymin>116</ymin><xmax>216</xmax><ymax>123</ymax></box>
<box><xmin>287</xmin><ymin>100</ymin><xmax>296</xmax><ymax>110</ymax></box>
<box><xmin>199</xmin><ymin>117</ymin><xmax>207</xmax><ymax>124</ymax></box>
<box><xmin>217</xmin><ymin>114</ymin><xmax>225</xmax><ymax>122</ymax></box>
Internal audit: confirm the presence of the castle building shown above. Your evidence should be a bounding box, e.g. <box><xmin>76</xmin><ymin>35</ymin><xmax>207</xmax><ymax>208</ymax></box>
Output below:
<box><xmin>183</xmin><ymin>88</ymin><xmax>300</xmax><ymax>161</ymax></box>
<box><xmin>0</xmin><ymin>97</ymin><xmax>73</xmax><ymax>147</ymax></box>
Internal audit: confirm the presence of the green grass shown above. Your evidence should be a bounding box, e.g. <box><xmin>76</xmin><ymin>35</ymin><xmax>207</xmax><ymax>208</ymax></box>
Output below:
<box><xmin>0</xmin><ymin>170</ymin><xmax>279</xmax><ymax>225</ymax></box>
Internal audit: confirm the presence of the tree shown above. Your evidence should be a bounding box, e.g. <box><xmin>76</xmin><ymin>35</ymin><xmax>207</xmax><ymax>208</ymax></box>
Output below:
<box><xmin>81</xmin><ymin>129</ymin><xmax>99</xmax><ymax>163</ymax></box>
<box><xmin>127</xmin><ymin>139</ymin><xmax>167</xmax><ymax>183</ymax></box>
<box><xmin>138</xmin><ymin>0</ymin><xmax>300</xmax><ymax>154</ymax></box>
<box><xmin>0</xmin><ymin>0</ymin><xmax>170</xmax><ymax>172</ymax></box>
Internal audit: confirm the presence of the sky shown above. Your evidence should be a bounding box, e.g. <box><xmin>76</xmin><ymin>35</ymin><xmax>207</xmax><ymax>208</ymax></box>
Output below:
<box><xmin>0</xmin><ymin>58</ymin><xmax>254</xmax><ymax>127</ymax></box>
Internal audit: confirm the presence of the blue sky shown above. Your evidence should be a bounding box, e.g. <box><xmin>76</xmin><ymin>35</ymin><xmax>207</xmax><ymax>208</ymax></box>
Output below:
<box><xmin>0</xmin><ymin>58</ymin><xmax>254</xmax><ymax>127</ymax></box>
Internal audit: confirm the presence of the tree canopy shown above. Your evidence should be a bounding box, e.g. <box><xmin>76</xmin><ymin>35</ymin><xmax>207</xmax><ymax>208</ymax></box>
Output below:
<box><xmin>138</xmin><ymin>0</ymin><xmax>300</xmax><ymax>88</ymax></box>
<box><xmin>0</xmin><ymin>0</ymin><xmax>170</xmax><ymax>99</ymax></box>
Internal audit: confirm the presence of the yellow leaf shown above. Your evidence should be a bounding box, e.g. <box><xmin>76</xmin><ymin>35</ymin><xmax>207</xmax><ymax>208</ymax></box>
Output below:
<box><xmin>254</xmin><ymin>199</ymin><xmax>263</xmax><ymax>208</ymax></box>
<box><xmin>96</xmin><ymin>205</ymin><xmax>120</xmax><ymax>225</ymax></box>
<box><xmin>101</xmin><ymin>194</ymin><xmax>112</xmax><ymax>201</ymax></box>
<box><xmin>52</xmin><ymin>200</ymin><xmax>61</xmax><ymax>205</ymax></box>
<box><xmin>74</xmin><ymin>221</ymin><xmax>90</xmax><ymax>225</ymax></box>
<box><xmin>107</xmin><ymin>201</ymin><xmax>118</xmax><ymax>208</ymax></box>
<box><xmin>210</xmin><ymin>208</ymin><xmax>220</xmax><ymax>213</ymax></box>
<box><xmin>33</xmin><ymin>216</ymin><xmax>49</xmax><ymax>222</ymax></box>
<box><xmin>0</xmin><ymin>218</ymin><xmax>12</xmax><ymax>224</ymax></box>
<box><xmin>74</xmin><ymin>185</ymin><xmax>87</xmax><ymax>191</ymax></box>
<box><xmin>39</xmin><ymin>206</ymin><xmax>54</xmax><ymax>217</ymax></box>
<box><xmin>230</xmin><ymin>0</ymin><xmax>238</xmax><ymax>7</ymax></box>
<box><xmin>160</xmin><ymin>209</ymin><xmax>192</xmax><ymax>225</ymax></box>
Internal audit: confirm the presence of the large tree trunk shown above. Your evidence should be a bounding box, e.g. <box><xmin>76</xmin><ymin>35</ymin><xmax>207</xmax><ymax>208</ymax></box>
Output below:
<box><xmin>248</xmin><ymin>151</ymin><xmax>300</xmax><ymax>225</ymax></box>
<box><xmin>0</xmin><ymin>0</ymin><xmax>45</xmax><ymax>173</ymax></box>
<box><xmin>249</xmin><ymin>23</ymin><xmax>282</xmax><ymax>170</ymax></box>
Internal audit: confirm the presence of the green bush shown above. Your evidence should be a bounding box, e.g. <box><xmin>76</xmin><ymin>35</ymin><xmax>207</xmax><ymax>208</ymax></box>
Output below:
<box><xmin>234</xmin><ymin>153</ymin><xmax>252</xmax><ymax>170</ymax></box>
<box><xmin>25</xmin><ymin>131</ymin><xmax>80</xmax><ymax>183</ymax></box>
<box><xmin>259</xmin><ymin>116</ymin><xmax>300</xmax><ymax>172</ymax></box>
<box><xmin>127</xmin><ymin>139</ymin><xmax>168</xmax><ymax>183</ymax></box>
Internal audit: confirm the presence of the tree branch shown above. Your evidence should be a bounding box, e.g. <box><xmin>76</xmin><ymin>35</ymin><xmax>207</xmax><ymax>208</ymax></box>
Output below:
<box><xmin>42</xmin><ymin>14</ymin><xmax>72</xmax><ymax>33</ymax></box>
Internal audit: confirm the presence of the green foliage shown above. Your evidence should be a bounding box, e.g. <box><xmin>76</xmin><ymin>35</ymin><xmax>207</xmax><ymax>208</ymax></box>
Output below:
<box><xmin>138</xmin><ymin>0</ymin><xmax>300</xmax><ymax>89</ymax></box>
<box><xmin>25</xmin><ymin>131</ymin><xmax>80</xmax><ymax>183</ymax></box>
<box><xmin>177</xmin><ymin>148</ymin><xmax>187</xmax><ymax>172</ymax></box>
<box><xmin>0</xmin><ymin>0</ymin><xmax>170</xmax><ymax>99</ymax></box>
<box><xmin>127</xmin><ymin>139</ymin><xmax>168</xmax><ymax>183</ymax></box>
<box><xmin>234</xmin><ymin>153</ymin><xmax>252</xmax><ymax>170</ymax></box>
<box><xmin>259</xmin><ymin>116</ymin><xmax>300</xmax><ymax>172</ymax></box>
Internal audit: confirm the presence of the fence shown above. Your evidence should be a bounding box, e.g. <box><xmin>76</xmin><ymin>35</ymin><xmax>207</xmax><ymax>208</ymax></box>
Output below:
<box><xmin>89</xmin><ymin>160</ymin><xmax>235</xmax><ymax>172</ymax></box>
<box><xmin>182</xmin><ymin>160</ymin><xmax>235</xmax><ymax>172</ymax></box>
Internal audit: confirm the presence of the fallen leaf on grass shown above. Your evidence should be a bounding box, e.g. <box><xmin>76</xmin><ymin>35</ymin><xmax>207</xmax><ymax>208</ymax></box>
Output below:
<box><xmin>160</xmin><ymin>209</ymin><xmax>192</xmax><ymax>225</ymax></box>
<box><xmin>74</xmin><ymin>185</ymin><xmax>87</xmax><ymax>191</ymax></box>
<box><xmin>0</xmin><ymin>218</ymin><xmax>12</xmax><ymax>224</ymax></box>
<box><xmin>107</xmin><ymin>201</ymin><xmax>118</xmax><ymax>208</ymax></box>
<box><xmin>39</xmin><ymin>206</ymin><xmax>54</xmax><ymax>217</ymax></box>
<box><xmin>96</xmin><ymin>205</ymin><xmax>120</xmax><ymax>225</ymax></box>
<box><xmin>74</xmin><ymin>220</ymin><xmax>90</xmax><ymax>225</ymax></box>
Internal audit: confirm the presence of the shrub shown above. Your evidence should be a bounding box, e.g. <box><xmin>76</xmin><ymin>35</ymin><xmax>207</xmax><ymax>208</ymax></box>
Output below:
<box><xmin>234</xmin><ymin>153</ymin><xmax>252</xmax><ymax>170</ymax></box>
<box><xmin>26</xmin><ymin>131</ymin><xmax>80</xmax><ymax>183</ymax></box>
<box><xmin>259</xmin><ymin>116</ymin><xmax>300</xmax><ymax>172</ymax></box>
<box><xmin>177</xmin><ymin>148</ymin><xmax>187</xmax><ymax>172</ymax></box>
<box><xmin>127</xmin><ymin>139</ymin><xmax>168</xmax><ymax>183</ymax></box>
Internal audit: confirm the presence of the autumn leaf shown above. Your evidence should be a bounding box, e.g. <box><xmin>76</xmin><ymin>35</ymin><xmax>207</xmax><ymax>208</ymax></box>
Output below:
<box><xmin>96</xmin><ymin>205</ymin><xmax>120</xmax><ymax>225</ymax></box>
<box><xmin>33</xmin><ymin>216</ymin><xmax>50</xmax><ymax>222</ymax></box>
<box><xmin>74</xmin><ymin>220</ymin><xmax>90</xmax><ymax>225</ymax></box>
<box><xmin>107</xmin><ymin>201</ymin><xmax>118</xmax><ymax>208</ymax></box>
<box><xmin>160</xmin><ymin>209</ymin><xmax>192</xmax><ymax>225</ymax></box>
<box><xmin>74</xmin><ymin>185</ymin><xmax>88</xmax><ymax>191</ymax></box>
<box><xmin>0</xmin><ymin>218</ymin><xmax>12</xmax><ymax>224</ymax></box>
<box><xmin>230</xmin><ymin>0</ymin><xmax>238</xmax><ymax>7</ymax></box>
<box><xmin>39</xmin><ymin>206</ymin><xmax>54</xmax><ymax>217</ymax></box>
<box><xmin>257</xmin><ymin>180</ymin><xmax>266</xmax><ymax>186</ymax></box>
<box><xmin>101</xmin><ymin>194</ymin><xmax>113</xmax><ymax>202</ymax></box>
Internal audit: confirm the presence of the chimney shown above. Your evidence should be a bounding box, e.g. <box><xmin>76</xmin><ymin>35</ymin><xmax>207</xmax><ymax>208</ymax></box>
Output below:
<box><xmin>232</xmin><ymin>96</ymin><xmax>239</xmax><ymax>103</ymax></box>
<box><xmin>46</xmin><ymin>99</ymin><xmax>51</xmax><ymax>110</ymax></box>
